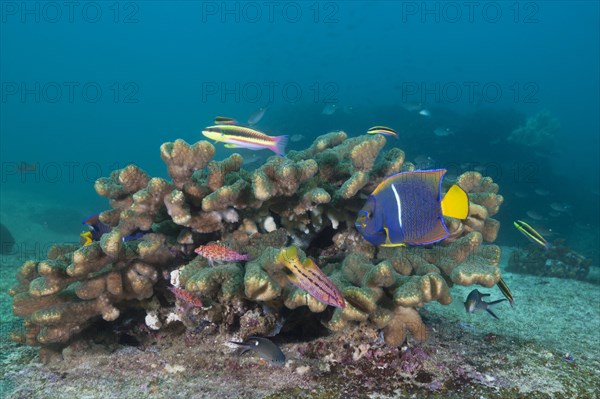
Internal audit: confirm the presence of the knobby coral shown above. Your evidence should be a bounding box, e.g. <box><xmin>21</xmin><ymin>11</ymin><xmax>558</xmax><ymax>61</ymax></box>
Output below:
<box><xmin>10</xmin><ymin>132</ymin><xmax>504</xmax><ymax>348</ymax></box>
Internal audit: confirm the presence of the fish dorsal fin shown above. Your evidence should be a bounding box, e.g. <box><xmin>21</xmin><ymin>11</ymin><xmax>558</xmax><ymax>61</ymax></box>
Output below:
<box><xmin>302</xmin><ymin>258</ymin><xmax>317</xmax><ymax>270</ymax></box>
<box><xmin>441</xmin><ymin>184</ymin><xmax>469</xmax><ymax>219</ymax></box>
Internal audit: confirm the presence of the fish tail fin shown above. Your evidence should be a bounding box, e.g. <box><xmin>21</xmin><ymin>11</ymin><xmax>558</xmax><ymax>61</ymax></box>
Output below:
<box><xmin>80</xmin><ymin>231</ymin><xmax>93</xmax><ymax>246</ymax></box>
<box><xmin>272</xmin><ymin>135</ymin><xmax>288</xmax><ymax>157</ymax></box>
<box><xmin>277</xmin><ymin>245</ymin><xmax>298</xmax><ymax>266</ymax></box>
<box><xmin>486</xmin><ymin>308</ymin><xmax>500</xmax><ymax>320</ymax></box>
<box><xmin>441</xmin><ymin>184</ymin><xmax>469</xmax><ymax>219</ymax></box>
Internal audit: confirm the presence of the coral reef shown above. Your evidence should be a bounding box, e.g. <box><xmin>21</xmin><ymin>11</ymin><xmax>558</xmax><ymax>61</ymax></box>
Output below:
<box><xmin>507</xmin><ymin>239</ymin><xmax>592</xmax><ymax>280</ymax></box>
<box><xmin>507</xmin><ymin>110</ymin><xmax>560</xmax><ymax>151</ymax></box>
<box><xmin>10</xmin><ymin>131</ymin><xmax>504</xmax><ymax>348</ymax></box>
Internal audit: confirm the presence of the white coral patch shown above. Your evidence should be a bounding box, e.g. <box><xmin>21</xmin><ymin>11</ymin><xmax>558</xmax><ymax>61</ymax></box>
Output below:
<box><xmin>220</xmin><ymin>208</ymin><xmax>239</xmax><ymax>223</ymax></box>
<box><xmin>145</xmin><ymin>311</ymin><xmax>162</xmax><ymax>330</ymax></box>
<box><xmin>327</xmin><ymin>212</ymin><xmax>339</xmax><ymax>229</ymax></box>
<box><xmin>165</xmin><ymin>312</ymin><xmax>182</xmax><ymax>325</ymax></box>
<box><xmin>170</xmin><ymin>269</ymin><xmax>181</xmax><ymax>288</ymax></box>
<box><xmin>264</xmin><ymin>216</ymin><xmax>277</xmax><ymax>232</ymax></box>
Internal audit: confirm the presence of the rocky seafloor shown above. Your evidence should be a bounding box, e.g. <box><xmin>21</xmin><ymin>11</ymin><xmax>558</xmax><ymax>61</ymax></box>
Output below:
<box><xmin>2</xmin><ymin>248</ymin><xmax>599</xmax><ymax>399</ymax></box>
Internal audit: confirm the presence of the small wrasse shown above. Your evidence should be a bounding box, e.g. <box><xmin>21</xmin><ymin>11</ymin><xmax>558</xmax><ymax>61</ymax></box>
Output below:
<box><xmin>367</xmin><ymin>126</ymin><xmax>398</xmax><ymax>139</ymax></box>
<box><xmin>276</xmin><ymin>246</ymin><xmax>345</xmax><ymax>308</ymax></box>
<box><xmin>202</xmin><ymin>125</ymin><xmax>288</xmax><ymax>156</ymax></box>
<box><xmin>514</xmin><ymin>220</ymin><xmax>550</xmax><ymax>250</ymax></box>
<box><xmin>194</xmin><ymin>244</ymin><xmax>251</xmax><ymax>265</ymax></box>
<box><xmin>213</xmin><ymin>116</ymin><xmax>238</xmax><ymax>125</ymax></box>
<box><xmin>168</xmin><ymin>286</ymin><xmax>203</xmax><ymax>308</ymax></box>
<box><xmin>496</xmin><ymin>277</ymin><xmax>514</xmax><ymax>307</ymax></box>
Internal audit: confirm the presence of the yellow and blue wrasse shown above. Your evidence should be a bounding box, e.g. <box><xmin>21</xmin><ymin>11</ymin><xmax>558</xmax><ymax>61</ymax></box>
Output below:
<box><xmin>213</xmin><ymin>116</ymin><xmax>238</xmax><ymax>125</ymax></box>
<box><xmin>355</xmin><ymin>169</ymin><xmax>469</xmax><ymax>247</ymax></box>
<box><xmin>202</xmin><ymin>125</ymin><xmax>288</xmax><ymax>156</ymax></box>
<box><xmin>496</xmin><ymin>277</ymin><xmax>514</xmax><ymax>307</ymax></box>
<box><xmin>367</xmin><ymin>126</ymin><xmax>398</xmax><ymax>139</ymax></box>
<box><xmin>514</xmin><ymin>220</ymin><xmax>550</xmax><ymax>250</ymax></box>
<box><xmin>276</xmin><ymin>246</ymin><xmax>345</xmax><ymax>309</ymax></box>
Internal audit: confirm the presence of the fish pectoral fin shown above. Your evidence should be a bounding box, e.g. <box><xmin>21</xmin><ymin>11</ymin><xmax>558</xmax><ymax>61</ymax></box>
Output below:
<box><xmin>380</xmin><ymin>242</ymin><xmax>406</xmax><ymax>248</ymax></box>
<box><xmin>486</xmin><ymin>308</ymin><xmax>500</xmax><ymax>320</ymax></box>
<box><xmin>441</xmin><ymin>184</ymin><xmax>469</xmax><ymax>219</ymax></box>
<box><xmin>382</xmin><ymin>227</ymin><xmax>394</xmax><ymax>246</ymax></box>
<box><xmin>238</xmin><ymin>347</ymin><xmax>252</xmax><ymax>356</ymax></box>
<box><xmin>224</xmin><ymin>144</ymin><xmax>242</xmax><ymax>148</ymax></box>
<box><xmin>302</xmin><ymin>257</ymin><xmax>320</xmax><ymax>271</ymax></box>
<box><xmin>286</xmin><ymin>273</ymin><xmax>303</xmax><ymax>289</ymax></box>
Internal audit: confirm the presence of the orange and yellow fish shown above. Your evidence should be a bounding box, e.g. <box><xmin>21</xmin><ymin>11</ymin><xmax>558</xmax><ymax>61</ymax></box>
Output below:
<box><xmin>276</xmin><ymin>246</ymin><xmax>345</xmax><ymax>308</ymax></box>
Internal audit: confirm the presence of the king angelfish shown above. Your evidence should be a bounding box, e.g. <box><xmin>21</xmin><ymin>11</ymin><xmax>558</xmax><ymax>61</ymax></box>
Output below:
<box><xmin>355</xmin><ymin>169</ymin><xmax>469</xmax><ymax>247</ymax></box>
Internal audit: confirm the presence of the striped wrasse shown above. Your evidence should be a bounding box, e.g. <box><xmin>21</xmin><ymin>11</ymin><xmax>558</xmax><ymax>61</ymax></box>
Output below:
<box><xmin>276</xmin><ymin>246</ymin><xmax>345</xmax><ymax>308</ymax></box>
<box><xmin>514</xmin><ymin>219</ymin><xmax>550</xmax><ymax>250</ymax></box>
<box><xmin>202</xmin><ymin>124</ymin><xmax>288</xmax><ymax>156</ymax></box>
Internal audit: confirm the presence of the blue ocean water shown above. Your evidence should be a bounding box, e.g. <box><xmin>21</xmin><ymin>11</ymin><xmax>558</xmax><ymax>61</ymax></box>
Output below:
<box><xmin>0</xmin><ymin>1</ymin><xmax>598</xmax><ymax>251</ymax></box>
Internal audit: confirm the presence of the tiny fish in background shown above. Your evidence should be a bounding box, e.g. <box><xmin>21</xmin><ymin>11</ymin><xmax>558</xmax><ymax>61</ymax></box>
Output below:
<box><xmin>367</xmin><ymin>126</ymin><xmax>398</xmax><ymax>139</ymax></box>
<box><xmin>276</xmin><ymin>246</ymin><xmax>345</xmax><ymax>308</ymax></box>
<box><xmin>525</xmin><ymin>210</ymin><xmax>545</xmax><ymax>221</ymax></box>
<box><xmin>247</xmin><ymin>106</ymin><xmax>269</xmax><ymax>126</ymax></box>
<box><xmin>419</xmin><ymin>109</ymin><xmax>431</xmax><ymax>117</ymax></box>
<box><xmin>202</xmin><ymin>125</ymin><xmax>288</xmax><ymax>156</ymax></box>
<box><xmin>195</xmin><ymin>243</ymin><xmax>251</xmax><ymax>266</ymax></box>
<box><xmin>321</xmin><ymin>103</ymin><xmax>337</xmax><ymax>115</ymax></box>
<box><xmin>464</xmin><ymin>289</ymin><xmax>506</xmax><ymax>319</ymax></box>
<box><xmin>214</xmin><ymin>116</ymin><xmax>238</xmax><ymax>125</ymax></box>
<box><xmin>168</xmin><ymin>286</ymin><xmax>203</xmax><ymax>308</ymax></box>
<box><xmin>434</xmin><ymin>127</ymin><xmax>454</xmax><ymax>137</ymax></box>
<box><xmin>230</xmin><ymin>336</ymin><xmax>285</xmax><ymax>366</ymax></box>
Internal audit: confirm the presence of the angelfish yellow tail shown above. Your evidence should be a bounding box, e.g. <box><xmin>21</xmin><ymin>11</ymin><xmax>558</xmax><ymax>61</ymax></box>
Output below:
<box><xmin>441</xmin><ymin>184</ymin><xmax>469</xmax><ymax>219</ymax></box>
